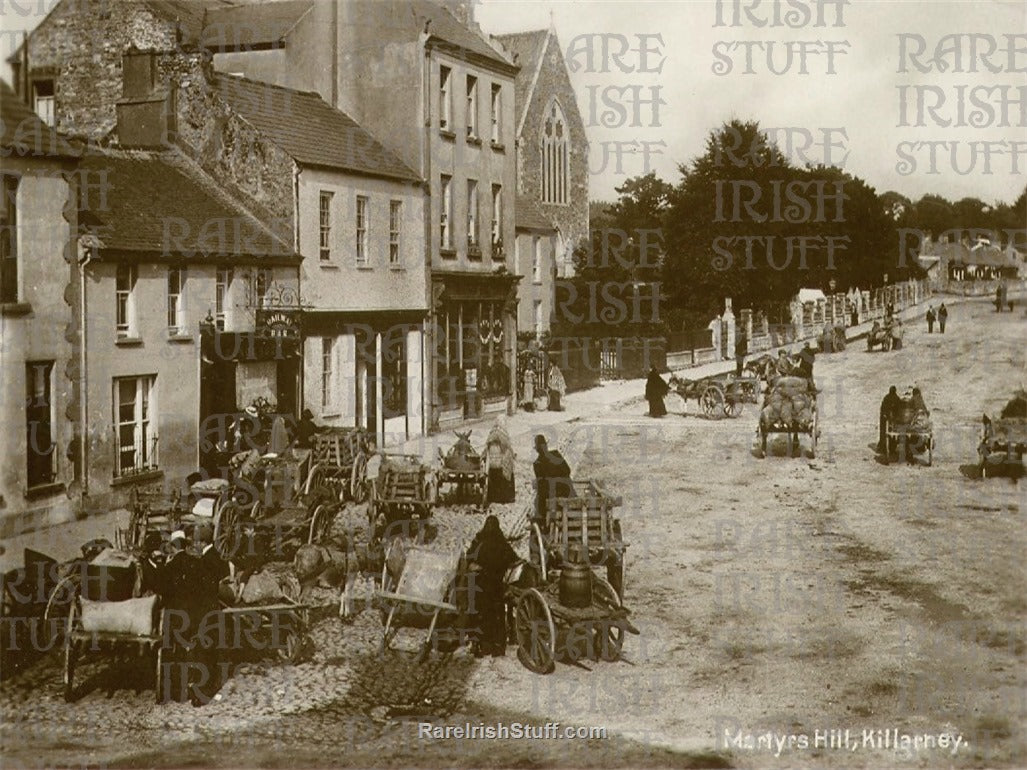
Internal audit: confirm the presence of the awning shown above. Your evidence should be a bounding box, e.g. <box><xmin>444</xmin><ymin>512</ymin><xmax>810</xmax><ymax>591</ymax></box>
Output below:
<box><xmin>433</xmin><ymin>270</ymin><xmax>521</xmax><ymax>302</ymax></box>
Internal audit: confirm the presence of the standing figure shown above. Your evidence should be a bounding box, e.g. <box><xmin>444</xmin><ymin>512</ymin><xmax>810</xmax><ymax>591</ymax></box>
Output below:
<box><xmin>878</xmin><ymin>385</ymin><xmax>903</xmax><ymax>453</ymax></box>
<box><xmin>926</xmin><ymin>306</ymin><xmax>935</xmax><ymax>333</ymax></box>
<box><xmin>190</xmin><ymin>522</ymin><xmax>230</xmax><ymax>705</ymax></box>
<box><xmin>890</xmin><ymin>317</ymin><xmax>904</xmax><ymax>350</ymax></box>
<box><xmin>735</xmin><ymin>333</ymin><xmax>747</xmax><ymax>377</ymax></box>
<box><xmin>521</xmin><ymin>367</ymin><xmax>535</xmax><ymax>412</ymax></box>
<box><xmin>938</xmin><ymin>303</ymin><xmax>948</xmax><ymax>333</ymax></box>
<box><xmin>532</xmin><ymin>435</ymin><xmax>573</xmax><ymax>524</ymax></box>
<box><xmin>547</xmin><ymin>364</ymin><xmax>566</xmax><ymax>412</ymax></box>
<box><xmin>484</xmin><ymin>420</ymin><xmax>516</xmax><ymax>503</ymax></box>
<box><xmin>466</xmin><ymin>515</ymin><xmax>518</xmax><ymax>657</ymax></box>
<box><xmin>293</xmin><ymin>409</ymin><xmax>319</xmax><ymax>449</ymax></box>
<box><xmin>645</xmin><ymin>367</ymin><xmax>669</xmax><ymax>417</ymax></box>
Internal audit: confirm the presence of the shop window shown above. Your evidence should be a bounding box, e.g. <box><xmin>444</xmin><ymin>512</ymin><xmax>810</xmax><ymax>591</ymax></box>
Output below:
<box><xmin>113</xmin><ymin>375</ymin><xmax>157</xmax><ymax>477</ymax></box>
<box><xmin>26</xmin><ymin>361</ymin><xmax>56</xmax><ymax>488</ymax></box>
<box><xmin>1</xmin><ymin>174</ymin><xmax>19</xmax><ymax>303</ymax></box>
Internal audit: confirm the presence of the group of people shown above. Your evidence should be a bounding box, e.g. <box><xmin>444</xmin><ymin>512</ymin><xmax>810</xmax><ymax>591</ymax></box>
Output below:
<box><xmin>521</xmin><ymin>364</ymin><xmax>567</xmax><ymax>412</ymax></box>
<box><xmin>465</xmin><ymin>434</ymin><xmax>573</xmax><ymax>658</ymax></box>
<box><xmin>924</xmin><ymin>303</ymin><xmax>948</xmax><ymax>334</ymax></box>
<box><xmin>877</xmin><ymin>385</ymin><xmax>929</xmax><ymax>454</ymax></box>
<box><xmin>995</xmin><ymin>284</ymin><xmax>1014</xmax><ymax>313</ymax></box>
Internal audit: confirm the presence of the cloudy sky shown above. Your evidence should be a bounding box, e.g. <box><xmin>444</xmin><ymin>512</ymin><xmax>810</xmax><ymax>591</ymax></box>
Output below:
<box><xmin>478</xmin><ymin>0</ymin><xmax>1026</xmax><ymax>206</ymax></box>
<box><xmin>3</xmin><ymin>0</ymin><xmax>1023</xmax><ymax>207</ymax></box>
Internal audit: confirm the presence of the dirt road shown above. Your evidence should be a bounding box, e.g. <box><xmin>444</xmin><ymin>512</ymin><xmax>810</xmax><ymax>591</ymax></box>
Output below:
<box><xmin>2</xmin><ymin>299</ymin><xmax>1024</xmax><ymax>769</ymax></box>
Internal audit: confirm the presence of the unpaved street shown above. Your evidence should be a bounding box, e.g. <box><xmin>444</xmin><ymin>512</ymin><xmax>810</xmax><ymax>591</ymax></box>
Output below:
<box><xmin>2</xmin><ymin>299</ymin><xmax>1024</xmax><ymax>769</ymax></box>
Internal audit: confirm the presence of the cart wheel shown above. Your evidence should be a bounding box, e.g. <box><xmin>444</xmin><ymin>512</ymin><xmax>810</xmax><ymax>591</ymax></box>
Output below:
<box><xmin>304</xmin><ymin>464</ymin><xmax>325</xmax><ymax>498</ymax></box>
<box><xmin>515</xmin><ymin>588</ymin><xmax>555</xmax><ymax>675</ymax></box>
<box><xmin>528</xmin><ymin>523</ymin><xmax>548</xmax><ymax>584</ymax></box>
<box><xmin>724</xmin><ymin>398</ymin><xmax>743</xmax><ymax>418</ymax></box>
<box><xmin>63</xmin><ymin>601</ymin><xmax>77</xmax><ymax>702</ymax></box>
<box><xmin>214</xmin><ymin>501</ymin><xmax>241</xmax><ymax>560</ymax></box>
<box><xmin>308</xmin><ymin>504</ymin><xmax>334</xmax><ymax>545</ymax></box>
<box><xmin>700</xmin><ymin>385</ymin><xmax>724</xmax><ymax>420</ymax></box>
<box><xmin>44</xmin><ymin>573</ymin><xmax>81</xmax><ymax>647</ymax></box>
<box><xmin>351</xmin><ymin>453</ymin><xmax>369</xmax><ymax>503</ymax></box>
<box><xmin>591</xmin><ymin>577</ymin><xmax>625</xmax><ymax>662</ymax></box>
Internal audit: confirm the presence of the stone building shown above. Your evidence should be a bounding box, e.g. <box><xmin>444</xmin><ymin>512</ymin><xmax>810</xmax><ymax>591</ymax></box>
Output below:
<box><xmin>494</xmin><ymin>28</ymin><xmax>589</xmax><ymax>335</ymax></box>
<box><xmin>0</xmin><ymin>80</ymin><xmax>80</xmax><ymax>538</ymax></box>
<box><xmin>206</xmin><ymin>0</ymin><xmax>521</xmax><ymax>430</ymax></box>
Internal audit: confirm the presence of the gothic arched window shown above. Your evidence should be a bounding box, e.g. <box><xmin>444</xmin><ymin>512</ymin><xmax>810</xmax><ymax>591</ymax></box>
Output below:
<box><xmin>540</xmin><ymin>100</ymin><xmax>569</xmax><ymax>205</ymax></box>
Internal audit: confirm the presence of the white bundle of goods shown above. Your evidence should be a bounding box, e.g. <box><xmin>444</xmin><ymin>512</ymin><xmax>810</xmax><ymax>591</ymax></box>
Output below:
<box><xmin>80</xmin><ymin>595</ymin><xmax>158</xmax><ymax>636</ymax></box>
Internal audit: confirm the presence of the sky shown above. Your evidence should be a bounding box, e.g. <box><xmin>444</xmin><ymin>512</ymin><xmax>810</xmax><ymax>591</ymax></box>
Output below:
<box><xmin>2</xmin><ymin>0</ymin><xmax>1024</xmax><ymax>208</ymax></box>
<box><xmin>476</xmin><ymin>0</ymin><xmax>1027</xmax><ymax>207</ymax></box>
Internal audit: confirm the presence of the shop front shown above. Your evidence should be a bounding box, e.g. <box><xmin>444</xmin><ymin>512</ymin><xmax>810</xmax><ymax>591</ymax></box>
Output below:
<box><xmin>198</xmin><ymin>309</ymin><xmax>302</xmax><ymax>476</ymax></box>
<box><xmin>429</xmin><ymin>272</ymin><xmax>520</xmax><ymax>430</ymax></box>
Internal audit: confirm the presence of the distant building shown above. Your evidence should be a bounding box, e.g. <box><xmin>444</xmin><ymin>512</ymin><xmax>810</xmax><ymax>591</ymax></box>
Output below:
<box><xmin>0</xmin><ymin>80</ymin><xmax>80</xmax><ymax>538</ymax></box>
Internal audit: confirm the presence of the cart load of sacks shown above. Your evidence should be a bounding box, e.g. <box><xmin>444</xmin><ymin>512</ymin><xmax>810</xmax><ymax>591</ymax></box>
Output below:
<box><xmin>762</xmin><ymin>377</ymin><xmax>815</xmax><ymax>427</ymax></box>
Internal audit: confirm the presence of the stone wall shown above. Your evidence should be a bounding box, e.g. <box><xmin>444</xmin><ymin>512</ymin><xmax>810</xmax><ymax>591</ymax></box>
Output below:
<box><xmin>23</xmin><ymin>0</ymin><xmax>179</xmax><ymax>139</ymax></box>
<box><xmin>516</xmin><ymin>33</ymin><xmax>589</xmax><ymax>265</ymax></box>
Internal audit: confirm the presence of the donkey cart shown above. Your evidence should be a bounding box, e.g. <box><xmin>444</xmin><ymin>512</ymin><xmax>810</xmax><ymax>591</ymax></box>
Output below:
<box><xmin>669</xmin><ymin>374</ymin><xmax>755</xmax><ymax>419</ymax></box>
<box><xmin>757</xmin><ymin>376</ymin><xmax>819</xmax><ymax>459</ymax></box>
<box><xmin>437</xmin><ymin>431</ymin><xmax>488</xmax><ymax>505</ymax></box>
<box><xmin>367</xmin><ymin>454</ymin><xmax>437</xmax><ymax>540</ymax></box>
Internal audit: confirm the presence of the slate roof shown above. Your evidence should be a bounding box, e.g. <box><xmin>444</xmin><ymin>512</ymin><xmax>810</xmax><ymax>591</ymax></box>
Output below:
<box><xmin>215</xmin><ymin>74</ymin><xmax>421</xmax><ymax>182</ymax></box>
<box><xmin>405</xmin><ymin>0</ymin><xmax>514</xmax><ymax>70</ymax></box>
<box><xmin>493</xmin><ymin>30</ymin><xmax>549</xmax><ymax>128</ymax></box>
<box><xmin>199</xmin><ymin>0</ymin><xmax>313</xmax><ymax>50</ymax></box>
<box><xmin>0</xmin><ymin>79</ymin><xmax>79</xmax><ymax>158</ymax></box>
<box><xmin>78</xmin><ymin>149</ymin><xmax>297</xmax><ymax>261</ymax></box>
<box><xmin>144</xmin><ymin>0</ymin><xmax>237</xmax><ymax>44</ymax></box>
<box><xmin>925</xmin><ymin>242</ymin><xmax>1021</xmax><ymax>269</ymax></box>
<box><xmin>515</xmin><ymin>194</ymin><xmax>556</xmax><ymax>233</ymax></box>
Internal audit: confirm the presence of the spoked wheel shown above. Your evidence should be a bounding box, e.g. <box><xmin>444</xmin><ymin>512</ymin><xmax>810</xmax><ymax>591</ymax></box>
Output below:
<box><xmin>44</xmin><ymin>573</ymin><xmax>81</xmax><ymax>649</ymax></box>
<box><xmin>515</xmin><ymin>588</ymin><xmax>556</xmax><ymax>674</ymax></box>
<box><xmin>591</xmin><ymin>576</ymin><xmax>625</xmax><ymax>662</ymax></box>
<box><xmin>308</xmin><ymin>504</ymin><xmax>335</xmax><ymax>545</ymax></box>
<box><xmin>63</xmin><ymin>601</ymin><xmax>78</xmax><ymax>702</ymax></box>
<box><xmin>724</xmin><ymin>397</ymin><xmax>744</xmax><ymax>418</ymax></box>
<box><xmin>214</xmin><ymin>501</ymin><xmax>242</xmax><ymax>560</ymax></box>
<box><xmin>700</xmin><ymin>385</ymin><xmax>725</xmax><ymax>420</ymax></box>
<box><xmin>351</xmin><ymin>453</ymin><xmax>369</xmax><ymax>503</ymax></box>
<box><xmin>304</xmin><ymin>464</ymin><xmax>326</xmax><ymax>497</ymax></box>
<box><xmin>528</xmin><ymin>523</ymin><xmax>548</xmax><ymax>584</ymax></box>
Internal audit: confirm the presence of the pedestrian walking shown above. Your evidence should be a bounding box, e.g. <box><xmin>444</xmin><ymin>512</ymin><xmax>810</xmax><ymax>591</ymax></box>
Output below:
<box><xmin>547</xmin><ymin>363</ymin><xmax>566</xmax><ymax>412</ymax></box>
<box><xmin>735</xmin><ymin>332</ymin><xmax>747</xmax><ymax>377</ymax></box>
<box><xmin>645</xmin><ymin>367</ymin><xmax>669</xmax><ymax>417</ymax></box>
<box><xmin>926</xmin><ymin>306</ymin><xmax>935</xmax><ymax>333</ymax></box>
<box><xmin>466</xmin><ymin>515</ymin><xmax>518</xmax><ymax>657</ymax></box>
<box><xmin>938</xmin><ymin>303</ymin><xmax>948</xmax><ymax>333</ymax></box>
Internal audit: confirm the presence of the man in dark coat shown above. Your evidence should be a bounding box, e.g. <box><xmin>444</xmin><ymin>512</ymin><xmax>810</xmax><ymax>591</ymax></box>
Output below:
<box><xmin>879</xmin><ymin>386</ymin><xmax>903</xmax><ymax>453</ymax></box>
<box><xmin>466</xmin><ymin>515</ymin><xmax>518</xmax><ymax>657</ymax></box>
<box><xmin>926</xmin><ymin>306</ymin><xmax>935</xmax><ymax>333</ymax></box>
<box><xmin>938</xmin><ymin>303</ymin><xmax>948</xmax><ymax>333</ymax></box>
<box><xmin>645</xmin><ymin>367</ymin><xmax>669</xmax><ymax>417</ymax></box>
<box><xmin>533</xmin><ymin>435</ymin><xmax>573</xmax><ymax>524</ymax></box>
<box><xmin>293</xmin><ymin>409</ymin><xmax>319</xmax><ymax>449</ymax></box>
<box><xmin>735</xmin><ymin>333</ymin><xmax>747</xmax><ymax>377</ymax></box>
<box><xmin>191</xmin><ymin>522</ymin><xmax>230</xmax><ymax>704</ymax></box>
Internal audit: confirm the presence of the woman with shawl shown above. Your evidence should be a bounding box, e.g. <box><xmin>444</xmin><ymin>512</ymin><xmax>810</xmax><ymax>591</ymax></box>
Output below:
<box><xmin>485</xmin><ymin>419</ymin><xmax>516</xmax><ymax>503</ymax></box>
<box><xmin>547</xmin><ymin>364</ymin><xmax>567</xmax><ymax>411</ymax></box>
<box><xmin>466</xmin><ymin>515</ymin><xmax>518</xmax><ymax>657</ymax></box>
<box><xmin>645</xmin><ymin>367</ymin><xmax>669</xmax><ymax>417</ymax></box>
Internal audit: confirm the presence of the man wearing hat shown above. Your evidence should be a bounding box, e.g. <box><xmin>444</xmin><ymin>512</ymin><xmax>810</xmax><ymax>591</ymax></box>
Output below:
<box><xmin>190</xmin><ymin>522</ymin><xmax>230</xmax><ymax>705</ymax></box>
<box><xmin>532</xmin><ymin>435</ymin><xmax>574</xmax><ymax>525</ymax></box>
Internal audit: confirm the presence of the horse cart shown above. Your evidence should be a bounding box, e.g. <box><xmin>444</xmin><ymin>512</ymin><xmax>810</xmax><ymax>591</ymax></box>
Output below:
<box><xmin>437</xmin><ymin>431</ymin><xmax>488</xmax><ymax>504</ymax></box>
<box><xmin>757</xmin><ymin>376</ymin><xmax>819</xmax><ymax>458</ymax></box>
<box><xmin>978</xmin><ymin>394</ymin><xmax>1027</xmax><ymax>477</ymax></box>
<box><xmin>367</xmin><ymin>454</ymin><xmax>437</xmax><ymax>539</ymax></box>
<box><xmin>883</xmin><ymin>394</ymin><xmax>933</xmax><ymax>466</ymax></box>
<box><xmin>304</xmin><ymin>428</ymin><xmax>370</xmax><ymax>504</ymax></box>
<box><xmin>214</xmin><ymin>449</ymin><xmax>340</xmax><ymax>563</ymax></box>
<box><xmin>669</xmin><ymin>374</ymin><xmax>758</xmax><ymax>419</ymax></box>
<box><xmin>118</xmin><ymin>480</ymin><xmax>232</xmax><ymax>556</ymax></box>
<box><xmin>866</xmin><ymin>321</ymin><xmax>894</xmax><ymax>352</ymax></box>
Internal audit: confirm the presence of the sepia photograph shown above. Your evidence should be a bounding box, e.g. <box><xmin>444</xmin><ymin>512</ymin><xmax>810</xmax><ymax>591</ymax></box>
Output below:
<box><xmin>0</xmin><ymin>0</ymin><xmax>1024</xmax><ymax>767</ymax></box>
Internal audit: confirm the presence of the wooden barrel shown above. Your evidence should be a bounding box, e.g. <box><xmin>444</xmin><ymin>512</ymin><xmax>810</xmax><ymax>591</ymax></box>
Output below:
<box><xmin>558</xmin><ymin>561</ymin><xmax>593</xmax><ymax>608</ymax></box>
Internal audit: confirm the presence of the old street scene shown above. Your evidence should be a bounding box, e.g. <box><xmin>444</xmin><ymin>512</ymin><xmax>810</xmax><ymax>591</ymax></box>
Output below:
<box><xmin>1</xmin><ymin>1</ymin><xmax>1025</xmax><ymax>768</ymax></box>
